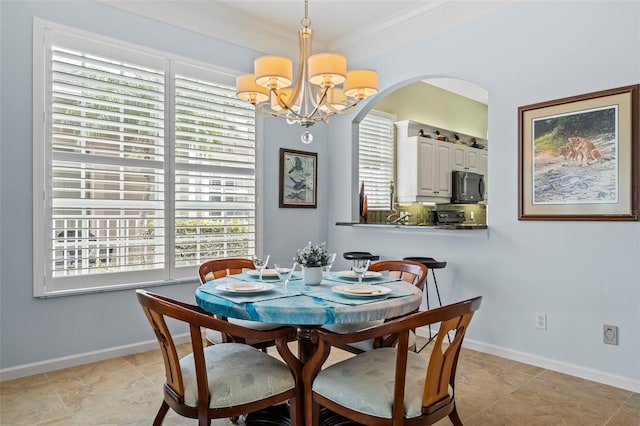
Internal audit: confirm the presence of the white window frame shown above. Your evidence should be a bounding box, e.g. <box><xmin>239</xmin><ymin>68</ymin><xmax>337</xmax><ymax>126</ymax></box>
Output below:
<box><xmin>32</xmin><ymin>19</ymin><xmax>261</xmax><ymax>297</ymax></box>
<box><xmin>359</xmin><ymin>110</ymin><xmax>396</xmax><ymax>211</ymax></box>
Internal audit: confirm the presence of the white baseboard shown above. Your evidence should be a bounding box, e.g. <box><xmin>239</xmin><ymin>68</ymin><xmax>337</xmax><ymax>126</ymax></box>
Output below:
<box><xmin>0</xmin><ymin>333</ymin><xmax>190</xmax><ymax>382</ymax></box>
<box><xmin>4</xmin><ymin>331</ymin><xmax>639</xmax><ymax>394</ymax></box>
<box><xmin>415</xmin><ymin>327</ymin><xmax>639</xmax><ymax>393</ymax></box>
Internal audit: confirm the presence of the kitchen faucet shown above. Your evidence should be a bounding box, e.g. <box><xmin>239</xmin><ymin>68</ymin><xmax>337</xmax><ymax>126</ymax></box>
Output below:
<box><xmin>391</xmin><ymin>212</ymin><xmax>412</xmax><ymax>224</ymax></box>
<box><xmin>386</xmin><ymin>180</ymin><xmax>398</xmax><ymax>223</ymax></box>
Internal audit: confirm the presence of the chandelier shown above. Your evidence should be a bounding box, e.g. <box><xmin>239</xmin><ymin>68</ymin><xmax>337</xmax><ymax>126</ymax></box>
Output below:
<box><xmin>235</xmin><ymin>0</ymin><xmax>379</xmax><ymax>144</ymax></box>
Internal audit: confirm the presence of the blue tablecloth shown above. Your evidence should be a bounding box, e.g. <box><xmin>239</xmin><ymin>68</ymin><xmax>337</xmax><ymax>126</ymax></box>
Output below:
<box><xmin>195</xmin><ymin>278</ymin><xmax>422</xmax><ymax>325</ymax></box>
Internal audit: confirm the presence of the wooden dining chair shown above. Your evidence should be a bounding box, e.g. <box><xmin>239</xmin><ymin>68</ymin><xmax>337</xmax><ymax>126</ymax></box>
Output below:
<box><xmin>369</xmin><ymin>259</ymin><xmax>428</xmax><ymax>291</ymax></box>
<box><xmin>198</xmin><ymin>258</ymin><xmax>282</xmax><ymax>351</ymax></box>
<box><xmin>198</xmin><ymin>258</ymin><xmax>255</xmax><ymax>283</ymax></box>
<box><xmin>323</xmin><ymin>259</ymin><xmax>428</xmax><ymax>354</ymax></box>
<box><xmin>302</xmin><ymin>296</ymin><xmax>482</xmax><ymax>426</ymax></box>
<box><xmin>136</xmin><ymin>289</ymin><xmax>303</xmax><ymax>426</ymax></box>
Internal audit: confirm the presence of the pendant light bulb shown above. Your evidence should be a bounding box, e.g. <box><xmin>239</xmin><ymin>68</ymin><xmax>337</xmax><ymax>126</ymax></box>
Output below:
<box><xmin>301</xmin><ymin>131</ymin><xmax>314</xmax><ymax>144</ymax></box>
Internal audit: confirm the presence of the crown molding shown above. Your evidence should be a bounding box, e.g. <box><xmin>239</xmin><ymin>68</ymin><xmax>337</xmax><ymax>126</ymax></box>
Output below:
<box><xmin>333</xmin><ymin>1</ymin><xmax>516</xmax><ymax>63</ymax></box>
<box><xmin>96</xmin><ymin>0</ymin><xmax>515</xmax><ymax>64</ymax></box>
<box><xmin>96</xmin><ymin>0</ymin><xmax>303</xmax><ymax>57</ymax></box>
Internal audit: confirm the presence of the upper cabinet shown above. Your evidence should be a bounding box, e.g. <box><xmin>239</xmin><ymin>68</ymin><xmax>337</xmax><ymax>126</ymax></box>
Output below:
<box><xmin>452</xmin><ymin>145</ymin><xmax>481</xmax><ymax>173</ymax></box>
<box><xmin>395</xmin><ymin>120</ymin><xmax>488</xmax><ymax>203</ymax></box>
<box><xmin>397</xmin><ymin>136</ymin><xmax>452</xmax><ymax>202</ymax></box>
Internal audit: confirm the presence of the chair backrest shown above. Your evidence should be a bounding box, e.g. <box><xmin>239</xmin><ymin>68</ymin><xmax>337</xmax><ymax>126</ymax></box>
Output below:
<box><xmin>198</xmin><ymin>258</ymin><xmax>254</xmax><ymax>283</ymax></box>
<box><xmin>369</xmin><ymin>259</ymin><xmax>428</xmax><ymax>290</ymax></box>
<box><xmin>420</xmin><ymin>297</ymin><xmax>480</xmax><ymax>412</ymax></box>
<box><xmin>136</xmin><ymin>289</ymin><xmax>301</xmax><ymax>422</ymax></box>
<box><xmin>308</xmin><ymin>296</ymin><xmax>482</xmax><ymax>424</ymax></box>
<box><xmin>136</xmin><ymin>289</ymin><xmax>219</xmax><ymax>399</ymax></box>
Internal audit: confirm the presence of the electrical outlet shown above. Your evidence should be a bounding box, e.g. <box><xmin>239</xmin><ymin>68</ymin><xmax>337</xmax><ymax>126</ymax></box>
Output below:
<box><xmin>535</xmin><ymin>312</ymin><xmax>547</xmax><ymax>330</ymax></box>
<box><xmin>603</xmin><ymin>325</ymin><xmax>618</xmax><ymax>345</ymax></box>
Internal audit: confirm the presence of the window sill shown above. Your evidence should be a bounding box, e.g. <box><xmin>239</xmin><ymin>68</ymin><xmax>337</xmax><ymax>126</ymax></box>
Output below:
<box><xmin>35</xmin><ymin>277</ymin><xmax>200</xmax><ymax>299</ymax></box>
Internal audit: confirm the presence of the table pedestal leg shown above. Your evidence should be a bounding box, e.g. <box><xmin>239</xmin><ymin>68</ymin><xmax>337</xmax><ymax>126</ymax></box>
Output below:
<box><xmin>297</xmin><ymin>326</ymin><xmax>316</xmax><ymax>363</ymax></box>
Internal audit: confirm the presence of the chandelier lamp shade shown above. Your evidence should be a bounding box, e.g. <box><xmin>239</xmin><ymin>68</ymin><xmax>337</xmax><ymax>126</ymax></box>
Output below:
<box><xmin>235</xmin><ymin>0</ymin><xmax>378</xmax><ymax>143</ymax></box>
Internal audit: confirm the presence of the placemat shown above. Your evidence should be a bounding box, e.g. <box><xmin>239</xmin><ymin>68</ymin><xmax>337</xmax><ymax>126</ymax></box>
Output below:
<box><xmin>323</xmin><ymin>274</ymin><xmax>402</xmax><ymax>285</ymax></box>
<box><xmin>198</xmin><ymin>282</ymin><xmax>303</xmax><ymax>304</ymax></box>
<box><xmin>304</xmin><ymin>286</ymin><xmax>414</xmax><ymax>306</ymax></box>
<box><xmin>229</xmin><ymin>271</ymin><xmax>303</xmax><ymax>282</ymax></box>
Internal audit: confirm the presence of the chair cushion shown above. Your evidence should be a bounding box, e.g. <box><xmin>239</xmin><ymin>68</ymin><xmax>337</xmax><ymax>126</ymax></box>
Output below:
<box><xmin>312</xmin><ymin>347</ymin><xmax>450</xmax><ymax>419</ymax></box>
<box><xmin>180</xmin><ymin>343</ymin><xmax>295</xmax><ymax>408</ymax></box>
<box><xmin>205</xmin><ymin>318</ymin><xmax>281</xmax><ymax>345</ymax></box>
<box><xmin>323</xmin><ymin>321</ymin><xmax>416</xmax><ymax>352</ymax></box>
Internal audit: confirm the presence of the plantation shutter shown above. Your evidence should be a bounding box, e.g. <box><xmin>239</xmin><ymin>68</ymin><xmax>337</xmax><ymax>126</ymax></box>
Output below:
<box><xmin>35</xmin><ymin>22</ymin><xmax>258</xmax><ymax>295</ymax></box>
<box><xmin>49</xmin><ymin>33</ymin><xmax>167</xmax><ymax>290</ymax></box>
<box><xmin>173</xmin><ymin>69</ymin><xmax>256</xmax><ymax>267</ymax></box>
<box><xmin>359</xmin><ymin>110</ymin><xmax>395</xmax><ymax>210</ymax></box>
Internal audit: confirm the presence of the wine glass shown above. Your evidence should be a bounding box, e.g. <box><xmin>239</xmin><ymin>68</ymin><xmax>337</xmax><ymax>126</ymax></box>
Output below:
<box><xmin>351</xmin><ymin>258</ymin><xmax>371</xmax><ymax>285</ymax></box>
<box><xmin>323</xmin><ymin>253</ymin><xmax>337</xmax><ymax>279</ymax></box>
<box><xmin>252</xmin><ymin>254</ymin><xmax>270</xmax><ymax>281</ymax></box>
<box><xmin>275</xmin><ymin>262</ymin><xmax>295</xmax><ymax>295</ymax></box>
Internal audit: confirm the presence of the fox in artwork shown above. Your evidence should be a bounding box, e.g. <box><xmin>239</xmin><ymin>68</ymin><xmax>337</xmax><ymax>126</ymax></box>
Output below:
<box><xmin>565</xmin><ymin>137</ymin><xmax>602</xmax><ymax>166</ymax></box>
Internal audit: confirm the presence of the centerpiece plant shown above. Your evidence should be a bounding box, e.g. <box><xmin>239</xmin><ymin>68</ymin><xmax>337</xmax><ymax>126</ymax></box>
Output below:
<box><xmin>294</xmin><ymin>241</ymin><xmax>331</xmax><ymax>267</ymax></box>
<box><xmin>294</xmin><ymin>242</ymin><xmax>331</xmax><ymax>285</ymax></box>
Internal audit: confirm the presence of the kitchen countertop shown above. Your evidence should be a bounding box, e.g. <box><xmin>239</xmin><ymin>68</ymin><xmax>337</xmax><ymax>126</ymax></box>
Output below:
<box><xmin>335</xmin><ymin>222</ymin><xmax>487</xmax><ymax>230</ymax></box>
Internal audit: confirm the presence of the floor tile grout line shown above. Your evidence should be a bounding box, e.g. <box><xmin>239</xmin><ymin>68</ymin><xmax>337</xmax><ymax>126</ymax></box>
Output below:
<box><xmin>602</xmin><ymin>392</ymin><xmax>634</xmax><ymax>426</ymax></box>
<box><xmin>43</xmin><ymin>370</ymin><xmax>76</xmax><ymax>425</ymax></box>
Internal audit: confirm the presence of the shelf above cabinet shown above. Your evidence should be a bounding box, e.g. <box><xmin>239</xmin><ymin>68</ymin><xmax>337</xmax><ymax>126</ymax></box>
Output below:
<box><xmin>395</xmin><ymin>120</ymin><xmax>487</xmax><ymax>150</ymax></box>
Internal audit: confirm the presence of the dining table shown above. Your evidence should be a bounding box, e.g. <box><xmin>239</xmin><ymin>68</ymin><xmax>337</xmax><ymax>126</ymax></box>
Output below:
<box><xmin>195</xmin><ymin>269</ymin><xmax>423</xmax><ymax>363</ymax></box>
<box><xmin>194</xmin><ymin>269</ymin><xmax>422</xmax><ymax>425</ymax></box>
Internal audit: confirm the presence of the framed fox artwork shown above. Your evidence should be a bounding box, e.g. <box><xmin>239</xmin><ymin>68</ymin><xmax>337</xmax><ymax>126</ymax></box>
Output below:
<box><xmin>518</xmin><ymin>84</ymin><xmax>639</xmax><ymax>221</ymax></box>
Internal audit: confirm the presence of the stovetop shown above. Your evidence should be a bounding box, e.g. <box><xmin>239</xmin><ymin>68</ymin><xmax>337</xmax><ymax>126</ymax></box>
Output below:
<box><xmin>433</xmin><ymin>210</ymin><xmax>466</xmax><ymax>224</ymax></box>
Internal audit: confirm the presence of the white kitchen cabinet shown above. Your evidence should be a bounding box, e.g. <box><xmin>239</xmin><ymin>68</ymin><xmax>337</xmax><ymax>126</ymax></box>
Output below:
<box><xmin>397</xmin><ymin>136</ymin><xmax>452</xmax><ymax>202</ymax></box>
<box><xmin>452</xmin><ymin>145</ymin><xmax>481</xmax><ymax>173</ymax></box>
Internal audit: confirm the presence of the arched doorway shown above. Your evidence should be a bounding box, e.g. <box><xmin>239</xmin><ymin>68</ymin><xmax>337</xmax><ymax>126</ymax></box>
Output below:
<box><xmin>356</xmin><ymin>77</ymin><xmax>489</xmax><ymax>226</ymax></box>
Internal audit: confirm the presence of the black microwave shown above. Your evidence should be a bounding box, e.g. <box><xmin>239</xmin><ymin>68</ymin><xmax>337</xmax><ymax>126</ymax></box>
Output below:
<box><xmin>451</xmin><ymin>171</ymin><xmax>485</xmax><ymax>204</ymax></box>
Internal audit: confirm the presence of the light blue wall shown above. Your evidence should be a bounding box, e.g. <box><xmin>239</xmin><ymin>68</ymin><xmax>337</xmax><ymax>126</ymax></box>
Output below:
<box><xmin>1</xmin><ymin>0</ymin><xmax>639</xmax><ymax>389</ymax></box>
<box><xmin>328</xmin><ymin>0</ymin><xmax>640</xmax><ymax>385</ymax></box>
<box><xmin>0</xmin><ymin>1</ymin><xmax>327</xmax><ymax>370</ymax></box>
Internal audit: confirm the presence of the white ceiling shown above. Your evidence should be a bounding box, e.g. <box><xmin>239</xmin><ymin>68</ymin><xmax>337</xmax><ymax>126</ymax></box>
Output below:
<box><xmin>98</xmin><ymin>0</ymin><xmax>506</xmax><ymax>103</ymax></box>
<box><xmin>208</xmin><ymin>0</ymin><xmax>433</xmax><ymax>47</ymax></box>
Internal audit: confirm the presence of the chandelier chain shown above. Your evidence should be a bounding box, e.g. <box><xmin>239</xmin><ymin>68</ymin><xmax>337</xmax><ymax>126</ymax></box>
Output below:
<box><xmin>301</xmin><ymin>0</ymin><xmax>311</xmax><ymax>28</ymax></box>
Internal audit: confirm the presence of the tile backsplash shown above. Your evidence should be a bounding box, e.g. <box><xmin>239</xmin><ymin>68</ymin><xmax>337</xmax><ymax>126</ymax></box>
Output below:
<box><xmin>364</xmin><ymin>203</ymin><xmax>486</xmax><ymax>225</ymax></box>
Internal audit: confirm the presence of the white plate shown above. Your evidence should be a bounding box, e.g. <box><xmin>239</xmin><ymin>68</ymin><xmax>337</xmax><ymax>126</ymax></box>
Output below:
<box><xmin>245</xmin><ymin>269</ymin><xmax>279</xmax><ymax>277</ymax></box>
<box><xmin>215</xmin><ymin>282</ymin><xmax>275</xmax><ymax>293</ymax></box>
<box><xmin>331</xmin><ymin>284</ymin><xmax>391</xmax><ymax>298</ymax></box>
<box><xmin>334</xmin><ymin>271</ymin><xmax>382</xmax><ymax>280</ymax></box>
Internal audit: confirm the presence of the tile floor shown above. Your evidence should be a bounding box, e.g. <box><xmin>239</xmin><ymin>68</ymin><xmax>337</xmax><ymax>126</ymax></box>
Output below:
<box><xmin>1</xmin><ymin>337</ymin><xmax>638</xmax><ymax>425</ymax></box>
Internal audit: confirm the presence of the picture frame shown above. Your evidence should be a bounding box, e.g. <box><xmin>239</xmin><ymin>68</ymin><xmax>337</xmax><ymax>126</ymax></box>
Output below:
<box><xmin>279</xmin><ymin>148</ymin><xmax>317</xmax><ymax>208</ymax></box>
<box><xmin>518</xmin><ymin>85</ymin><xmax>639</xmax><ymax>221</ymax></box>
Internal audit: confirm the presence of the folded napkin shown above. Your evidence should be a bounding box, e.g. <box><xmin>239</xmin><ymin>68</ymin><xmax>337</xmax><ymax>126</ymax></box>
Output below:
<box><xmin>323</xmin><ymin>274</ymin><xmax>402</xmax><ymax>285</ymax></box>
<box><xmin>304</xmin><ymin>286</ymin><xmax>414</xmax><ymax>306</ymax></box>
<box><xmin>198</xmin><ymin>281</ymin><xmax>302</xmax><ymax>304</ymax></box>
<box><xmin>229</xmin><ymin>271</ymin><xmax>303</xmax><ymax>283</ymax></box>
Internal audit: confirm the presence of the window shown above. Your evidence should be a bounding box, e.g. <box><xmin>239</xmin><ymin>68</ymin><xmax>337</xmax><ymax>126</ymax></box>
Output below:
<box><xmin>33</xmin><ymin>20</ymin><xmax>256</xmax><ymax>296</ymax></box>
<box><xmin>358</xmin><ymin>110</ymin><xmax>396</xmax><ymax>210</ymax></box>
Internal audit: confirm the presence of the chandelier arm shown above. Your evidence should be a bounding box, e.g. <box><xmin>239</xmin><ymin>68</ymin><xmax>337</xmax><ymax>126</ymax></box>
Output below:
<box><xmin>321</xmin><ymin>99</ymin><xmax>362</xmax><ymax>115</ymax></box>
<box><xmin>304</xmin><ymin>85</ymin><xmax>330</xmax><ymax>121</ymax></box>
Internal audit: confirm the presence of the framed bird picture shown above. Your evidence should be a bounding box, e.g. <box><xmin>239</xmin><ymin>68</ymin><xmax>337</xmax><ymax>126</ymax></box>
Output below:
<box><xmin>279</xmin><ymin>148</ymin><xmax>317</xmax><ymax>208</ymax></box>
